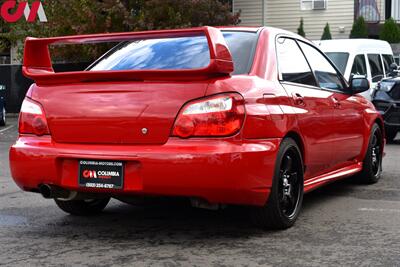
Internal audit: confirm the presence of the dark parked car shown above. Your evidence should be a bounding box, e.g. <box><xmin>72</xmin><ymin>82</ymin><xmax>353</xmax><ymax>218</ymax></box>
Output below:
<box><xmin>0</xmin><ymin>84</ymin><xmax>5</xmax><ymax>126</ymax></box>
<box><xmin>372</xmin><ymin>72</ymin><xmax>400</xmax><ymax>142</ymax></box>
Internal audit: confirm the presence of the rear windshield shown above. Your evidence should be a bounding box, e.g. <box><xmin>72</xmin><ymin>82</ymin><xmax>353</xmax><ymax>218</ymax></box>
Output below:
<box><xmin>325</xmin><ymin>52</ymin><xmax>349</xmax><ymax>75</ymax></box>
<box><xmin>89</xmin><ymin>31</ymin><xmax>258</xmax><ymax>75</ymax></box>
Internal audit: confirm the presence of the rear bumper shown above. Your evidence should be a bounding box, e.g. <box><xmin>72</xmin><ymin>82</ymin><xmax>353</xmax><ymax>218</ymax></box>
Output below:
<box><xmin>9</xmin><ymin>136</ymin><xmax>281</xmax><ymax>206</ymax></box>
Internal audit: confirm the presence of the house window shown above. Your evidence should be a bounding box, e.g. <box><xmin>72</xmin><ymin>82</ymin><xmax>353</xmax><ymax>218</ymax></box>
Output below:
<box><xmin>300</xmin><ymin>0</ymin><xmax>327</xmax><ymax>10</ymax></box>
<box><xmin>358</xmin><ymin>0</ymin><xmax>380</xmax><ymax>23</ymax></box>
<box><xmin>301</xmin><ymin>0</ymin><xmax>313</xmax><ymax>10</ymax></box>
<box><xmin>392</xmin><ymin>0</ymin><xmax>400</xmax><ymax>22</ymax></box>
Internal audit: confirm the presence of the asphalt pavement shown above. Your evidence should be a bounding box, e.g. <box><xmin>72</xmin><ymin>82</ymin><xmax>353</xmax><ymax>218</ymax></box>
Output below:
<box><xmin>0</xmin><ymin>117</ymin><xmax>399</xmax><ymax>266</ymax></box>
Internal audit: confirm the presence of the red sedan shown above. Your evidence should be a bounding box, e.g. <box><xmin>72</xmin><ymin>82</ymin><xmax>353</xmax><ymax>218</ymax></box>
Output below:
<box><xmin>9</xmin><ymin>27</ymin><xmax>384</xmax><ymax>229</ymax></box>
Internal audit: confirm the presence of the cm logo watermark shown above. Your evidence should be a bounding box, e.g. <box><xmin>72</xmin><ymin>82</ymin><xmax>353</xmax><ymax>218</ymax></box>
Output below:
<box><xmin>1</xmin><ymin>1</ymin><xmax>47</xmax><ymax>23</ymax></box>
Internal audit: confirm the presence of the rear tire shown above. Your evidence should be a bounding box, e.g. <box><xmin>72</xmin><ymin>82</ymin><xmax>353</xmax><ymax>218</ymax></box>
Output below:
<box><xmin>354</xmin><ymin>124</ymin><xmax>383</xmax><ymax>184</ymax></box>
<box><xmin>54</xmin><ymin>198</ymin><xmax>110</xmax><ymax>216</ymax></box>
<box><xmin>0</xmin><ymin>107</ymin><xmax>5</xmax><ymax>126</ymax></box>
<box><xmin>251</xmin><ymin>138</ymin><xmax>304</xmax><ymax>230</ymax></box>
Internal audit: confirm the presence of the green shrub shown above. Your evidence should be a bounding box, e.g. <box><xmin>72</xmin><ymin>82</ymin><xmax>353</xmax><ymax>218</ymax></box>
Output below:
<box><xmin>1</xmin><ymin>0</ymin><xmax>241</xmax><ymax>61</ymax></box>
<box><xmin>321</xmin><ymin>23</ymin><xmax>332</xmax><ymax>40</ymax></box>
<box><xmin>297</xmin><ymin>18</ymin><xmax>306</xmax><ymax>37</ymax></box>
<box><xmin>380</xmin><ymin>17</ymin><xmax>400</xmax><ymax>43</ymax></box>
<box><xmin>350</xmin><ymin>16</ymin><xmax>369</xmax><ymax>38</ymax></box>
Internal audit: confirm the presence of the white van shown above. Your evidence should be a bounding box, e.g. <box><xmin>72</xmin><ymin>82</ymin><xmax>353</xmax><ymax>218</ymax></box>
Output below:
<box><xmin>316</xmin><ymin>39</ymin><xmax>395</xmax><ymax>99</ymax></box>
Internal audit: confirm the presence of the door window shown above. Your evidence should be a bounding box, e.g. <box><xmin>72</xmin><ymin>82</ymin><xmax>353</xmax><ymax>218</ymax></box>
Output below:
<box><xmin>276</xmin><ymin>38</ymin><xmax>316</xmax><ymax>87</ymax></box>
<box><xmin>351</xmin><ymin>54</ymin><xmax>368</xmax><ymax>77</ymax></box>
<box><xmin>298</xmin><ymin>41</ymin><xmax>344</xmax><ymax>90</ymax></box>
<box><xmin>382</xmin><ymin>54</ymin><xmax>395</xmax><ymax>76</ymax></box>
<box><xmin>368</xmin><ymin>54</ymin><xmax>384</xmax><ymax>82</ymax></box>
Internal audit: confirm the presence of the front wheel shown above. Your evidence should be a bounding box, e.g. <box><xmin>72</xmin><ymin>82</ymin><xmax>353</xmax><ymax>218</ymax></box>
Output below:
<box><xmin>54</xmin><ymin>198</ymin><xmax>110</xmax><ymax>216</ymax></box>
<box><xmin>354</xmin><ymin>124</ymin><xmax>383</xmax><ymax>184</ymax></box>
<box><xmin>251</xmin><ymin>138</ymin><xmax>304</xmax><ymax>230</ymax></box>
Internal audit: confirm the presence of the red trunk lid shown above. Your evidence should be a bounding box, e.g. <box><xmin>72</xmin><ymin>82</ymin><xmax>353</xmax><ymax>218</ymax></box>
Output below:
<box><xmin>30</xmin><ymin>82</ymin><xmax>208</xmax><ymax>144</ymax></box>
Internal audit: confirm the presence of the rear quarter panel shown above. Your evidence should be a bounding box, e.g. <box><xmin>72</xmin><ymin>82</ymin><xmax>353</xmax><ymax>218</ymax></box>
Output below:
<box><xmin>206</xmin><ymin>28</ymin><xmax>300</xmax><ymax>141</ymax></box>
<box><xmin>206</xmin><ymin>76</ymin><xmax>299</xmax><ymax>140</ymax></box>
<box><xmin>359</xmin><ymin>97</ymin><xmax>385</xmax><ymax>160</ymax></box>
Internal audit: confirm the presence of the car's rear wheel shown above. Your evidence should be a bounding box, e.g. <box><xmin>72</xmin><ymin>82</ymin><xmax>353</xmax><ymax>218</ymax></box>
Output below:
<box><xmin>354</xmin><ymin>124</ymin><xmax>383</xmax><ymax>184</ymax></box>
<box><xmin>54</xmin><ymin>198</ymin><xmax>110</xmax><ymax>216</ymax></box>
<box><xmin>0</xmin><ymin>107</ymin><xmax>5</xmax><ymax>126</ymax></box>
<box><xmin>251</xmin><ymin>138</ymin><xmax>304</xmax><ymax>230</ymax></box>
<box><xmin>385</xmin><ymin>128</ymin><xmax>397</xmax><ymax>143</ymax></box>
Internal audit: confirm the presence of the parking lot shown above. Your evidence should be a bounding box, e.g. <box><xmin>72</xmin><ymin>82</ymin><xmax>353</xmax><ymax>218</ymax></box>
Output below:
<box><xmin>0</xmin><ymin>116</ymin><xmax>399</xmax><ymax>266</ymax></box>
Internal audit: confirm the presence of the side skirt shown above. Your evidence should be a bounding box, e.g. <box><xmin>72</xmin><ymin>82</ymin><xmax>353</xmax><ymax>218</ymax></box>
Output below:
<box><xmin>304</xmin><ymin>163</ymin><xmax>363</xmax><ymax>193</ymax></box>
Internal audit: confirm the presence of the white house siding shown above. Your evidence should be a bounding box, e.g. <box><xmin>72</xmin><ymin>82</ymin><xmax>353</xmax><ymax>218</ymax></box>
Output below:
<box><xmin>233</xmin><ymin>0</ymin><xmax>264</xmax><ymax>26</ymax></box>
<box><xmin>266</xmin><ymin>0</ymin><xmax>355</xmax><ymax>40</ymax></box>
<box><xmin>234</xmin><ymin>0</ymin><xmax>355</xmax><ymax>40</ymax></box>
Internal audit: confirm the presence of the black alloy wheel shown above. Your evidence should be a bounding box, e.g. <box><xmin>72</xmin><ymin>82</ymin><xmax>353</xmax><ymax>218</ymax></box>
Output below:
<box><xmin>354</xmin><ymin>123</ymin><xmax>383</xmax><ymax>184</ymax></box>
<box><xmin>370</xmin><ymin>132</ymin><xmax>382</xmax><ymax>177</ymax></box>
<box><xmin>278</xmin><ymin>150</ymin><xmax>302</xmax><ymax>219</ymax></box>
<box><xmin>251</xmin><ymin>138</ymin><xmax>304</xmax><ymax>230</ymax></box>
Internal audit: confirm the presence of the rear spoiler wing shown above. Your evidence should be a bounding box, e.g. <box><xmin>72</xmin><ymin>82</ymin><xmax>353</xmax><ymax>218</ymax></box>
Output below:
<box><xmin>23</xmin><ymin>27</ymin><xmax>234</xmax><ymax>85</ymax></box>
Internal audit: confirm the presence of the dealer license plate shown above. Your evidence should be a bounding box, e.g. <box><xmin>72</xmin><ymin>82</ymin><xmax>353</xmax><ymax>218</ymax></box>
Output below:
<box><xmin>78</xmin><ymin>160</ymin><xmax>124</xmax><ymax>189</ymax></box>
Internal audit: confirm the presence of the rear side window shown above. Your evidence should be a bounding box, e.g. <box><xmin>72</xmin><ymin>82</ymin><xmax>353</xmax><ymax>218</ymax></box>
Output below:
<box><xmin>90</xmin><ymin>31</ymin><xmax>258</xmax><ymax>75</ymax></box>
<box><xmin>368</xmin><ymin>54</ymin><xmax>384</xmax><ymax>82</ymax></box>
<box><xmin>351</xmin><ymin>55</ymin><xmax>367</xmax><ymax>77</ymax></box>
<box><xmin>222</xmin><ymin>32</ymin><xmax>258</xmax><ymax>74</ymax></box>
<box><xmin>276</xmin><ymin>38</ymin><xmax>316</xmax><ymax>86</ymax></box>
<box><xmin>382</xmin><ymin>54</ymin><xmax>395</xmax><ymax>76</ymax></box>
<box><xmin>298</xmin><ymin>41</ymin><xmax>344</xmax><ymax>90</ymax></box>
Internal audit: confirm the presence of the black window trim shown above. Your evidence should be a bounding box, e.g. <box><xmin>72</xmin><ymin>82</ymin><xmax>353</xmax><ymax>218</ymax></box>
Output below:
<box><xmin>275</xmin><ymin>35</ymin><xmax>319</xmax><ymax>88</ymax></box>
<box><xmin>275</xmin><ymin>34</ymin><xmax>351</xmax><ymax>95</ymax></box>
<box><xmin>296</xmin><ymin>39</ymin><xmax>351</xmax><ymax>94</ymax></box>
<box><xmin>280</xmin><ymin>80</ymin><xmax>323</xmax><ymax>91</ymax></box>
<box><xmin>221</xmin><ymin>29</ymin><xmax>262</xmax><ymax>75</ymax></box>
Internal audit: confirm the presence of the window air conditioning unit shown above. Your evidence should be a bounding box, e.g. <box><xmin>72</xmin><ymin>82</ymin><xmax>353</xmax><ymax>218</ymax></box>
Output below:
<box><xmin>313</xmin><ymin>0</ymin><xmax>327</xmax><ymax>10</ymax></box>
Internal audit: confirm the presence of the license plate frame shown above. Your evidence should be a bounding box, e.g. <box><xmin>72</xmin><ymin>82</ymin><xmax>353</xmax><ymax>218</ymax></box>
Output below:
<box><xmin>78</xmin><ymin>159</ymin><xmax>124</xmax><ymax>190</ymax></box>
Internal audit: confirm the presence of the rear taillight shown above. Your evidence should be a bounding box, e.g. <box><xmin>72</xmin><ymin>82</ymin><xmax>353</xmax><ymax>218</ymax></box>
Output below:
<box><xmin>19</xmin><ymin>98</ymin><xmax>50</xmax><ymax>136</ymax></box>
<box><xmin>172</xmin><ymin>93</ymin><xmax>245</xmax><ymax>138</ymax></box>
